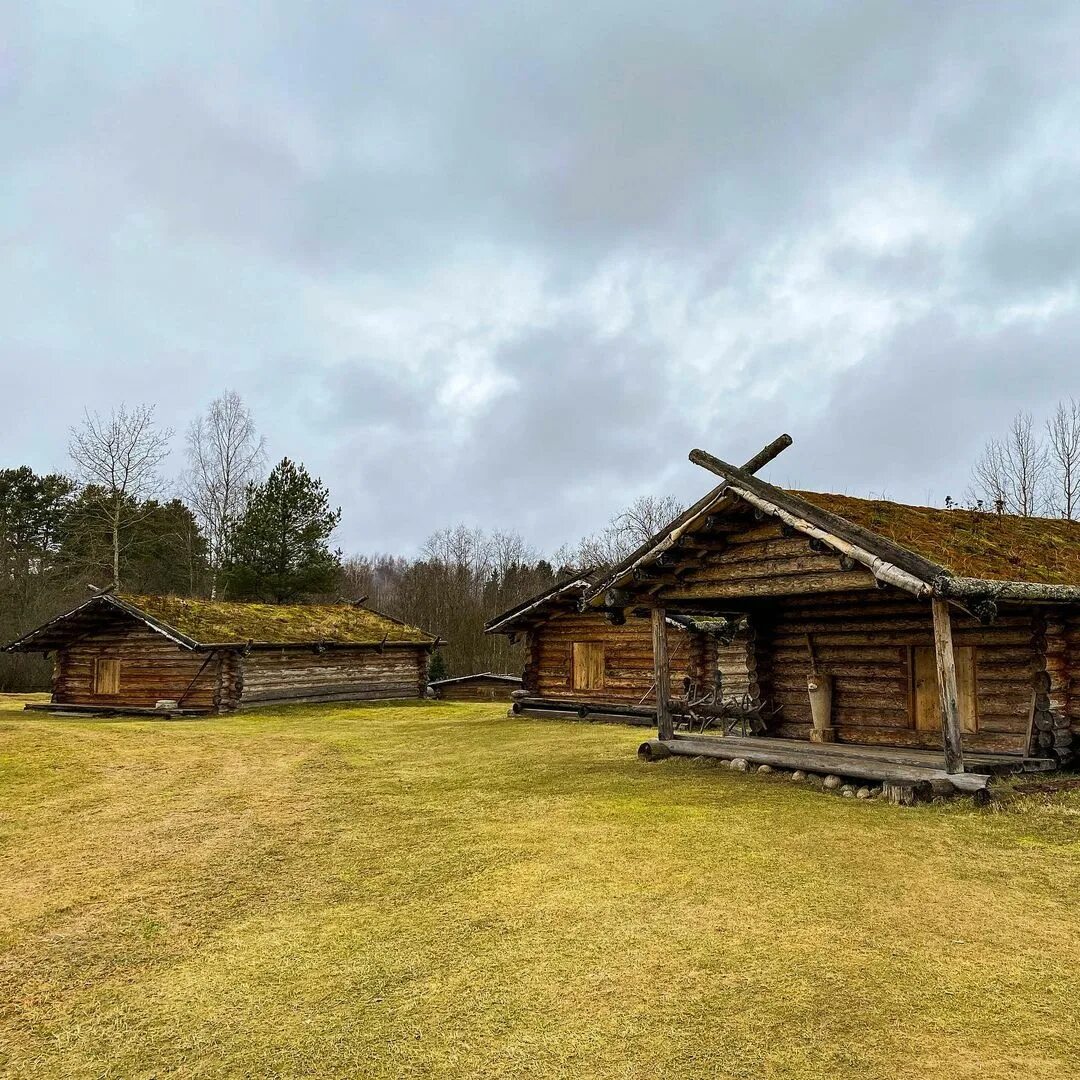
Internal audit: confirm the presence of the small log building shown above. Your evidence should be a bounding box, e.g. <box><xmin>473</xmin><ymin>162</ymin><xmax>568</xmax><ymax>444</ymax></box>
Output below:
<box><xmin>576</xmin><ymin>438</ymin><xmax>1080</xmax><ymax>795</ymax></box>
<box><xmin>6</xmin><ymin>593</ymin><xmax>439</xmax><ymax>714</ymax></box>
<box><xmin>429</xmin><ymin>673</ymin><xmax>523</xmax><ymax>702</ymax></box>
<box><xmin>486</xmin><ymin>571</ymin><xmax>752</xmax><ymax>725</ymax></box>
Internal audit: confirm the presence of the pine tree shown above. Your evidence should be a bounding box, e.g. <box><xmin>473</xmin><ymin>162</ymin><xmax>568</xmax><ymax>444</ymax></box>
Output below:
<box><xmin>223</xmin><ymin>458</ymin><xmax>342</xmax><ymax>602</ymax></box>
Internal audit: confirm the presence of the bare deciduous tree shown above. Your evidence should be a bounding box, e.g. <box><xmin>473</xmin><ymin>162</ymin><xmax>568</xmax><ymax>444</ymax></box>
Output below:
<box><xmin>1046</xmin><ymin>397</ymin><xmax>1080</xmax><ymax>520</ymax></box>
<box><xmin>574</xmin><ymin>493</ymin><xmax>686</xmax><ymax>567</ymax></box>
<box><xmin>184</xmin><ymin>391</ymin><xmax>265</xmax><ymax>597</ymax></box>
<box><xmin>68</xmin><ymin>404</ymin><xmax>173</xmax><ymax>589</ymax></box>
<box><xmin>970</xmin><ymin>411</ymin><xmax>1048</xmax><ymax>517</ymax></box>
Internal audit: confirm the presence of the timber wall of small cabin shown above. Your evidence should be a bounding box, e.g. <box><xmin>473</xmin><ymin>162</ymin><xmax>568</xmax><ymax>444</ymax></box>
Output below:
<box><xmin>756</xmin><ymin>591</ymin><xmax>1040</xmax><ymax>754</ymax></box>
<box><xmin>238</xmin><ymin>647</ymin><xmax>428</xmax><ymax>706</ymax></box>
<box><xmin>53</xmin><ymin>624</ymin><xmax>220</xmax><ymax>710</ymax></box>
<box><xmin>1065</xmin><ymin>611</ymin><xmax>1080</xmax><ymax>737</ymax></box>
<box><xmin>523</xmin><ymin>610</ymin><xmax>749</xmax><ymax>706</ymax></box>
<box><xmin>434</xmin><ymin>679</ymin><xmax>520</xmax><ymax>702</ymax></box>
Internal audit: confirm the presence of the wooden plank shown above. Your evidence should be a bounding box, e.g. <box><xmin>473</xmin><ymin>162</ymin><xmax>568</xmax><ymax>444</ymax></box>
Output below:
<box><xmin>662</xmin><ymin>735</ymin><xmax>992</xmax><ymax>792</ymax></box>
<box><xmin>932</xmin><ymin>598</ymin><xmax>965</xmax><ymax>774</ymax></box>
<box><xmin>652</xmin><ymin>607</ymin><xmax>673</xmax><ymax>740</ymax></box>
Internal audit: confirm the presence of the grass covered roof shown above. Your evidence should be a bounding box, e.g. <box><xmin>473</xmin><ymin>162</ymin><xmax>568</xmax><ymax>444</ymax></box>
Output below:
<box><xmin>794</xmin><ymin>492</ymin><xmax>1080</xmax><ymax>585</ymax></box>
<box><xmin>118</xmin><ymin>594</ymin><xmax>435</xmax><ymax>646</ymax></box>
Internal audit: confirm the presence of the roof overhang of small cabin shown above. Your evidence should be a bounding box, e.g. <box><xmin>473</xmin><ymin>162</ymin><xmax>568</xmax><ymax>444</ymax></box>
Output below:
<box><xmin>484</xmin><ymin>572</ymin><xmax>597</xmax><ymax>636</ymax></box>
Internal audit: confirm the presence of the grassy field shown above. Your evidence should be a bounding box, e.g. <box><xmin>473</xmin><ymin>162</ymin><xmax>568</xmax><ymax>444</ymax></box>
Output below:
<box><xmin>2</xmin><ymin>695</ymin><xmax>1080</xmax><ymax>1079</ymax></box>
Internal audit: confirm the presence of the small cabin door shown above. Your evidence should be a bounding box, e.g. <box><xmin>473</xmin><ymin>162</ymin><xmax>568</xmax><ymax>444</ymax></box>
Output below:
<box><xmin>912</xmin><ymin>646</ymin><xmax>977</xmax><ymax>734</ymax></box>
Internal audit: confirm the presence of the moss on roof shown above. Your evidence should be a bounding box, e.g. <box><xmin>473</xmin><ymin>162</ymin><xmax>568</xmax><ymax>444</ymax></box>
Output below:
<box><xmin>793</xmin><ymin>492</ymin><xmax>1080</xmax><ymax>585</ymax></box>
<box><xmin>118</xmin><ymin>594</ymin><xmax>435</xmax><ymax>646</ymax></box>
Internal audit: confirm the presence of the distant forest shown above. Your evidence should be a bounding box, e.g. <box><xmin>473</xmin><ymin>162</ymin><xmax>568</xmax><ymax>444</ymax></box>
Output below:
<box><xmin>0</xmin><ymin>392</ymin><xmax>681</xmax><ymax>690</ymax></box>
<box><xmin>2</xmin><ymin>393</ymin><xmax>1077</xmax><ymax>692</ymax></box>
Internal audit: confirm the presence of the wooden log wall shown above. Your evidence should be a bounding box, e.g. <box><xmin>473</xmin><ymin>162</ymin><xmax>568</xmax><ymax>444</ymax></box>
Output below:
<box><xmin>1034</xmin><ymin>611</ymin><xmax>1072</xmax><ymax>761</ymax></box>
<box><xmin>757</xmin><ymin>590</ymin><xmax>1039</xmax><ymax>755</ymax></box>
<box><xmin>1066</xmin><ymin>611</ymin><xmax>1080</xmax><ymax>741</ymax></box>
<box><xmin>720</xmin><ymin>624</ymin><xmax>758</xmax><ymax>704</ymax></box>
<box><xmin>434</xmin><ymin>678</ymin><xmax>520</xmax><ymax>702</ymax></box>
<box><xmin>528</xmin><ymin>610</ymin><xmax>695</xmax><ymax>705</ymax></box>
<box><xmin>239</xmin><ymin>646</ymin><xmax>427</xmax><ymax>706</ymax></box>
<box><xmin>54</xmin><ymin>624</ymin><xmax>220</xmax><ymax>710</ymax></box>
<box><xmin>216</xmin><ymin>649</ymin><xmax>242</xmax><ymax>711</ymax></box>
<box><xmin>653</xmin><ymin>520</ymin><xmax>879</xmax><ymax>602</ymax></box>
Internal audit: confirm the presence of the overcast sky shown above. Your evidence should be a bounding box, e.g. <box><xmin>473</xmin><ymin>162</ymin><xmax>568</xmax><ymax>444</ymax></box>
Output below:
<box><xmin>3</xmin><ymin>2</ymin><xmax>1079</xmax><ymax>556</ymax></box>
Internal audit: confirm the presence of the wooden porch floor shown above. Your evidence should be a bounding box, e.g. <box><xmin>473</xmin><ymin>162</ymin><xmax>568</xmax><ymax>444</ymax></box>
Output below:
<box><xmin>648</xmin><ymin>733</ymin><xmax>1058</xmax><ymax>794</ymax></box>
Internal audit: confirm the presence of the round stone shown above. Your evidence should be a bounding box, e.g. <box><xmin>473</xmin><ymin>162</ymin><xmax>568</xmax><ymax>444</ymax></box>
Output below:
<box><xmin>823</xmin><ymin>774</ymin><xmax>842</xmax><ymax>790</ymax></box>
<box><xmin>791</xmin><ymin>770</ymin><xmax>807</xmax><ymax>781</ymax></box>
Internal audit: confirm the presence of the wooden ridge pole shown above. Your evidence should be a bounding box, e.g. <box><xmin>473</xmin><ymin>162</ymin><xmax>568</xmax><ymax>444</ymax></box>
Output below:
<box><xmin>931</xmin><ymin>598</ymin><xmax>965</xmax><ymax>774</ymax></box>
<box><xmin>651</xmin><ymin>606</ymin><xmax>673</xmax><ymax>740</ymax></box>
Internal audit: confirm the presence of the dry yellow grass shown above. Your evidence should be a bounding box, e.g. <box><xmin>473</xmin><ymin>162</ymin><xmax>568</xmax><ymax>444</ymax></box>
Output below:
<box><xmin>3</xmin><ymin>691</ymin><xmax>1080</xmax><ymax>1079</ymax></box>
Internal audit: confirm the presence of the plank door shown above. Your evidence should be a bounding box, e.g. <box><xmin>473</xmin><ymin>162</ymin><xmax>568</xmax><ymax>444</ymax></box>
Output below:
<box><xmin>94</xmin><ymin>658</ymin><xmax>121</xmax><ymax>695</ymax></box>
<box><xmin>572</xmin><ymin>643</ymin><xmax>605</xmax><ymax>691</ymax></box>
<box><xmin>912</xmin><ymin>646</ymin><xmax>977</xmax><ymax>734</ymax></box>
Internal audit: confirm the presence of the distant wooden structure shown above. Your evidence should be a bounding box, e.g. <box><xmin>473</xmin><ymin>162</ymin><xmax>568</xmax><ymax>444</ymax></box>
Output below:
<box><xmin>486</xmin><ymin>571</ymin><xmax>752</xmax><ymax>726</ymax></box>
<box><xmin>429</xmin><ymin>673</ymin><xmax>522</xmax><ymax>702</ymax></box>
<box><xmin>576</xmin><ymin>437</ymin><xmax>1080</xmax><ymax>797</ymax></box>
<box><xmin>5</xmin><ymin>593</ymin><xmax>439</xmax><ymax>714</ymax></box>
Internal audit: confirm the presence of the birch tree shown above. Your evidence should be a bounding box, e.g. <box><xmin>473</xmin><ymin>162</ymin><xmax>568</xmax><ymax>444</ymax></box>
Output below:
<box><xmin>68</xmin><ymin>404</ymin><xmax>172</xmax><ymax>589</ymax></box>
<box><xmin>184</xmin><ymin>391</ymin><xmax>265</xmax><ymax>597</ymax></box>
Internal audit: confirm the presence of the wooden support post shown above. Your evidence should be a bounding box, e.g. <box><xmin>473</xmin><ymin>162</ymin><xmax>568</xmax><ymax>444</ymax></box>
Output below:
<box><xmin>931</xmin><ymin>598</ymin><xmax>965</xmax><ymax>775</ymax></box>
<box><xmin>652</xmin><ymin>606</ymin><xmax>673</xmax><ymax>741</ymax></box>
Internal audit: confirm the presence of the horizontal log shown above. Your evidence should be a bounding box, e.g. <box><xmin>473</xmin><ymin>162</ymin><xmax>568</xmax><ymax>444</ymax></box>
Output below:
<box><xmin>660</xmin><ymin>736</ymin><xmax>994</xmax><ymax>792</ymax></box>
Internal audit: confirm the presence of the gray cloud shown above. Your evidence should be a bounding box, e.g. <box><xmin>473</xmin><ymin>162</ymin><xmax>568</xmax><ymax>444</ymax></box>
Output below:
<box><xmin>1</xmin><ymin>2</ymin><xmax>1079</xmax><ymax>555</ymax></box>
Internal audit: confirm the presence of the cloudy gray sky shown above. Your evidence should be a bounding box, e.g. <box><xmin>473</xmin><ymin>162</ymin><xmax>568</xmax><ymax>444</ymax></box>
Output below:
<box><xmin>3</xmin><ymin>2</ymin><xmax>1079</xmax><ymax>555</ymax></box>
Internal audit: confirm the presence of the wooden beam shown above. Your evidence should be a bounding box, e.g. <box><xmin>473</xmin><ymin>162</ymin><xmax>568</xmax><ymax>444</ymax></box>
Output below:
<box><xmin>932</xmin><ymin>598</ymin><xmax>965</xmax><ymax>774</ymax></box>
<box><xmin>651</xmin><ymin>606</ymin><xmax>673</xmax><ymax>740</ymax></box>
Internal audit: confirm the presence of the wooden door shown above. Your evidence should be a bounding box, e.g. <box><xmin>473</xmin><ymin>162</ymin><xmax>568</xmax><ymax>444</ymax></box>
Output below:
<box><xmin>94</xmin><ymin>658</ymin><xmax>121</xmax><ymax>695</ymax></box>
<box><xmin>572</xmin><ymin>643</ymin><xmax>605</xmax><ymax>691</ymax></box>
<box><xmin>912</xmin><ymin>646</ymin><xmax>977</xmax><ymax>734</ymax></box>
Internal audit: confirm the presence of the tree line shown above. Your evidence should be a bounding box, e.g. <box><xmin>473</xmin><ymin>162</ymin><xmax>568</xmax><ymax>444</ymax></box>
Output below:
<box><xmin>7</xmin><ymin>392</ymin><xmax>1075</xmax><ymax>692</ymax></box>
<box><xmin>967</xmin><ymin>399</ymin><xmax>1080</xmax><ymax>518</ymax></box>
<box><xmin>0</xmin><ymin>392</ymin><xmax>674</xmax><ymax>690</ymax></box>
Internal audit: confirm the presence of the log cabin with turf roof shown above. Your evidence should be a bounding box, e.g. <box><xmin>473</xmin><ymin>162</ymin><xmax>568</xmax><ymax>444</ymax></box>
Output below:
<box><xmin>5</xmin><ymin>593</ymin><xmax>440</xmax><ymax>714</ymax></box>
<box><xmin>575</xmin><ymin>435</ymin><xmax>1080</xmax><ymax>800</ymax></box>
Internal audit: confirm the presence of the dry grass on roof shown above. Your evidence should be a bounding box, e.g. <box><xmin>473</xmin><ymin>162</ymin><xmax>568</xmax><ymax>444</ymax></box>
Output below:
<box><xmin>118</xmin><ymin>594</ymin><xmax>433</xmax><ymax>645</ymax></box>
<box><xmin>794</xmin><ymin>491</ymin><xmax>1080</xmax><ymax>585</ymax></box>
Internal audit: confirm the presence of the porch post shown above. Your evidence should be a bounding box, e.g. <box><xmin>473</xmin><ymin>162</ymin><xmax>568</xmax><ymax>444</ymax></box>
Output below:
<box><xmin>931</xmin><ymin>598</ymin><xmax>965</xmax><ymax>774</ymax></box>
<box><xmin>652</xmin><ymin>606</ymin><xmax>674</xmax><ymax>741</ymax></box>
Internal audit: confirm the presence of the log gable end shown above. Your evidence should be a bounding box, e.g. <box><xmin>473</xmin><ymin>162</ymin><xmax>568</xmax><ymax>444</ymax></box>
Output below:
<box><xmin>656</xmin><ymin>519</ymin><xmax>879</xmax><ymax>603</ymax></box>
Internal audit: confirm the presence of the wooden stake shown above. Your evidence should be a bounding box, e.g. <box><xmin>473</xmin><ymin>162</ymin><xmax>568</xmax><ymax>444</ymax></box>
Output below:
<box><xmin>652</xmin><ymin>606</ymin><xmax>673</xmax><ymax>740</ymax></box>
<box><xmin>931</xmin><ymin>598</ymin><xmax>965</xmax><ymax>774</ymax></box>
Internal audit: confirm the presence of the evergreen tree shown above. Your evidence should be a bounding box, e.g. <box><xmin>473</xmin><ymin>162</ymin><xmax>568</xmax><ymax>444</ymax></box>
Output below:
<box><xmin>223</xmin><ymin>458</ymin><xmax>342</xmax><ymax>602</ymax></box>
<box><xmin>427</xmin><ymin>650</ymin><xmax>449</xmax><ymax>682</ymax></box>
